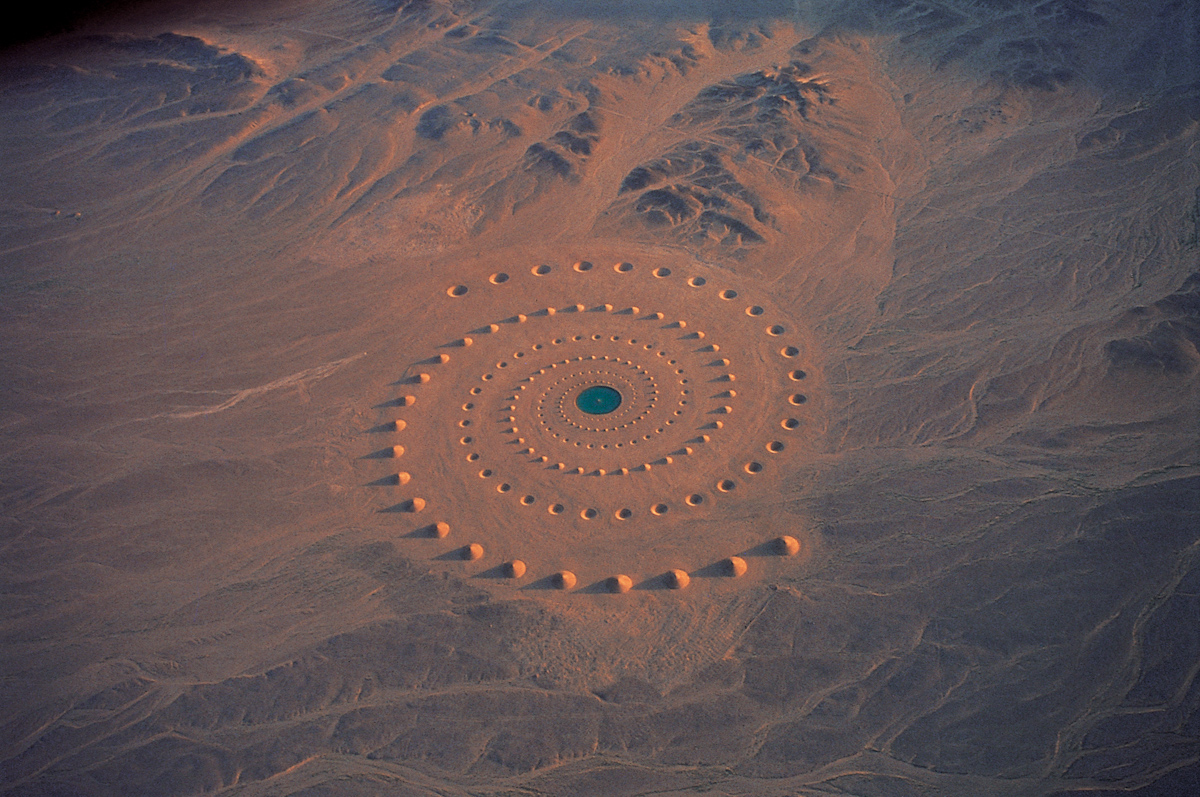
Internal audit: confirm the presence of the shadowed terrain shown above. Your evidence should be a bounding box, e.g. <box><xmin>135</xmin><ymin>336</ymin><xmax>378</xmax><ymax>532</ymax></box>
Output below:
<box><xmin>1</xmin><ymin>0</ymin><xmax>1198</xmax><ymax>795</ymax></box>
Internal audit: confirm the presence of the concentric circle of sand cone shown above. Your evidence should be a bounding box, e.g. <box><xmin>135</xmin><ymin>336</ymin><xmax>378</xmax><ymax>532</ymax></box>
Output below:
<box><xmin>774</xmin><ymin>535</ymin><xmax>801</xmax><ymax>556</ymax></box>
<box><xmin>503</xmin><ymin>559</ymin><xmax>526</xmax><ymax>578</ymax></box>
<box><xmin>376</xmin><ymin>257</ymin><xmax>820</xmax><ymax>591</ymax></box>
<box><xmin>462</xmin><ymin>543</ymin><xmax>484</xmax><ymax>561</ymax></box>
<box><xmin>664</xmin><ymin>569</ymin><xmax>690</xmax><ymax>589</ymax></box>
<box><xmin>551</xmin><ymin>570</ymin><xmax>576</xmax><ymax>590</ymax></box>
<box><xmin>722</xmin><ymin>556</ymin><xmax>748</xmax><ymax>577</ymax></box>
<box><xmin>607</xmin><ymin>574</ymin><xmax>633</xmax><ymax>593</ymax></box>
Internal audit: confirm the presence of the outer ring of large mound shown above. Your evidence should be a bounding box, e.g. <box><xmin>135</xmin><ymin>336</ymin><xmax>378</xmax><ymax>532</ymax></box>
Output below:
<box><xmin>373</xmin><ymin>258</ymin><xmax>819</xmax><ymax>588</ymax></box>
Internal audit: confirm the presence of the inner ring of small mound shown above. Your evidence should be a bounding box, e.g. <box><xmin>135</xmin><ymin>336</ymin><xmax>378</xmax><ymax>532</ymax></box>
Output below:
<box><xmin>559</xmin><ymin>376</ymin><xmax>647</xmax><ymax>429</ymax></box>
<box><xmin>555</xmin><ymin>374</ymin><xmax>646</xmax><ymax>432</ymax></box>
<box><xmin>575</xmin><ymin>385</ymin><xmax>622</xmax><ymax>415</ymax></box>
<box><xmin>535</xmin><ymin>364</ymin><xmax>652</xmax><ymax>433</ymax></box>
<box><xmin>512</xmin><ymin>355</ymin><xmax>706</xmax><ymax>468</ymax></box>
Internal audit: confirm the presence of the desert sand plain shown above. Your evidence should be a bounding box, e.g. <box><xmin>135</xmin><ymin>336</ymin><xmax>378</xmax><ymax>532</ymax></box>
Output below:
<box><xmin>1</xmin><ymin>0</ymin><xmax>1198</xmax><ymax>794</ymax></box>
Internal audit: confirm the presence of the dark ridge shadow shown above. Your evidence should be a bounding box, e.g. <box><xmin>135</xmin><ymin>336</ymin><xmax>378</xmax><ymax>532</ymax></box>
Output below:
<box><xmin>10</xmin><ymin>2</ymin><xmax>1187</xmax><ymax>135</ymax></box>
<box><xmin>375</xmin><ymin>397</ymin><xmax>413</xmax><ymax>407</ymax></box>
<box><xmin>593</xmin><ymin>677</ymin><xmax>663</xmax><ymax>705</ymax></box>
<box><xmin>365</xmin><ymin>423</ymin><xmax>399</xmax><ymax>433</ymax></box>
<box><xmin>366</xmin><ymin>474</ymin><xmax>402</xmax><ymax>486</ymax></box>
<box><xmin>507</xmin><ymin>0</ymin><xmax>800</xmax><ymax>23</ymax></box>
<box><xmin>517</xmin><ymin>1</ymin><xmax>1189</xmax><ymax>117</ymax></box>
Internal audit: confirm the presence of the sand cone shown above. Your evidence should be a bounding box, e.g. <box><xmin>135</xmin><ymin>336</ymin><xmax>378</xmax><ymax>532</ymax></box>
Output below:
<box><xmin>774</xmin><ymin>535</ymin><xmax>801</xmax><ymax>556</ymax></box>
<box><xmin>664</xmin><ymin>569</ymin><xmax>690</xmax><ymax>589</ymax></box>
<box><xmin>607</xmin><ymin>574</ymin><xmax>633</xmax><ymax>593</ymax></box>
<box><xmin>723</xmin><ymin>556</ymin><xmax>747</xmax><ymax>577</ymax></box>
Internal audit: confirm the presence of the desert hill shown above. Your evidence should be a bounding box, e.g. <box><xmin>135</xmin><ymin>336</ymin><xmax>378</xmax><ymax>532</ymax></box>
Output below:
<box><xmin>1</xmin><ymin>1</ymin><xmax>1197</xmax><ymax>795</ymax></box>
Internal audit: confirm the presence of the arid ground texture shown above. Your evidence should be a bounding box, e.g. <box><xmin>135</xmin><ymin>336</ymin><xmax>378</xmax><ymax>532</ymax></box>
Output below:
<box><xmin>2</xmin><ymin>0</ymin><xmax>1198</xmax><ymax>795</ymax></box>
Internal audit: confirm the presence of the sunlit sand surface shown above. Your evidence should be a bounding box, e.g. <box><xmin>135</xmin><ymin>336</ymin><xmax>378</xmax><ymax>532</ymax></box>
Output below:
<box><xmin>1</xmin><ymin>1</ymin><xmax>1197</xmax><ymax>794</ymax></box>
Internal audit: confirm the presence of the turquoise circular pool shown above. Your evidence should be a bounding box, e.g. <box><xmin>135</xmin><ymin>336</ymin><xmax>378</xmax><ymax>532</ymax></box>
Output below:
<box><xmin>575</xmin><ymin>385</ymin><xmax>623</xmax><ymax>415</ymax></box>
